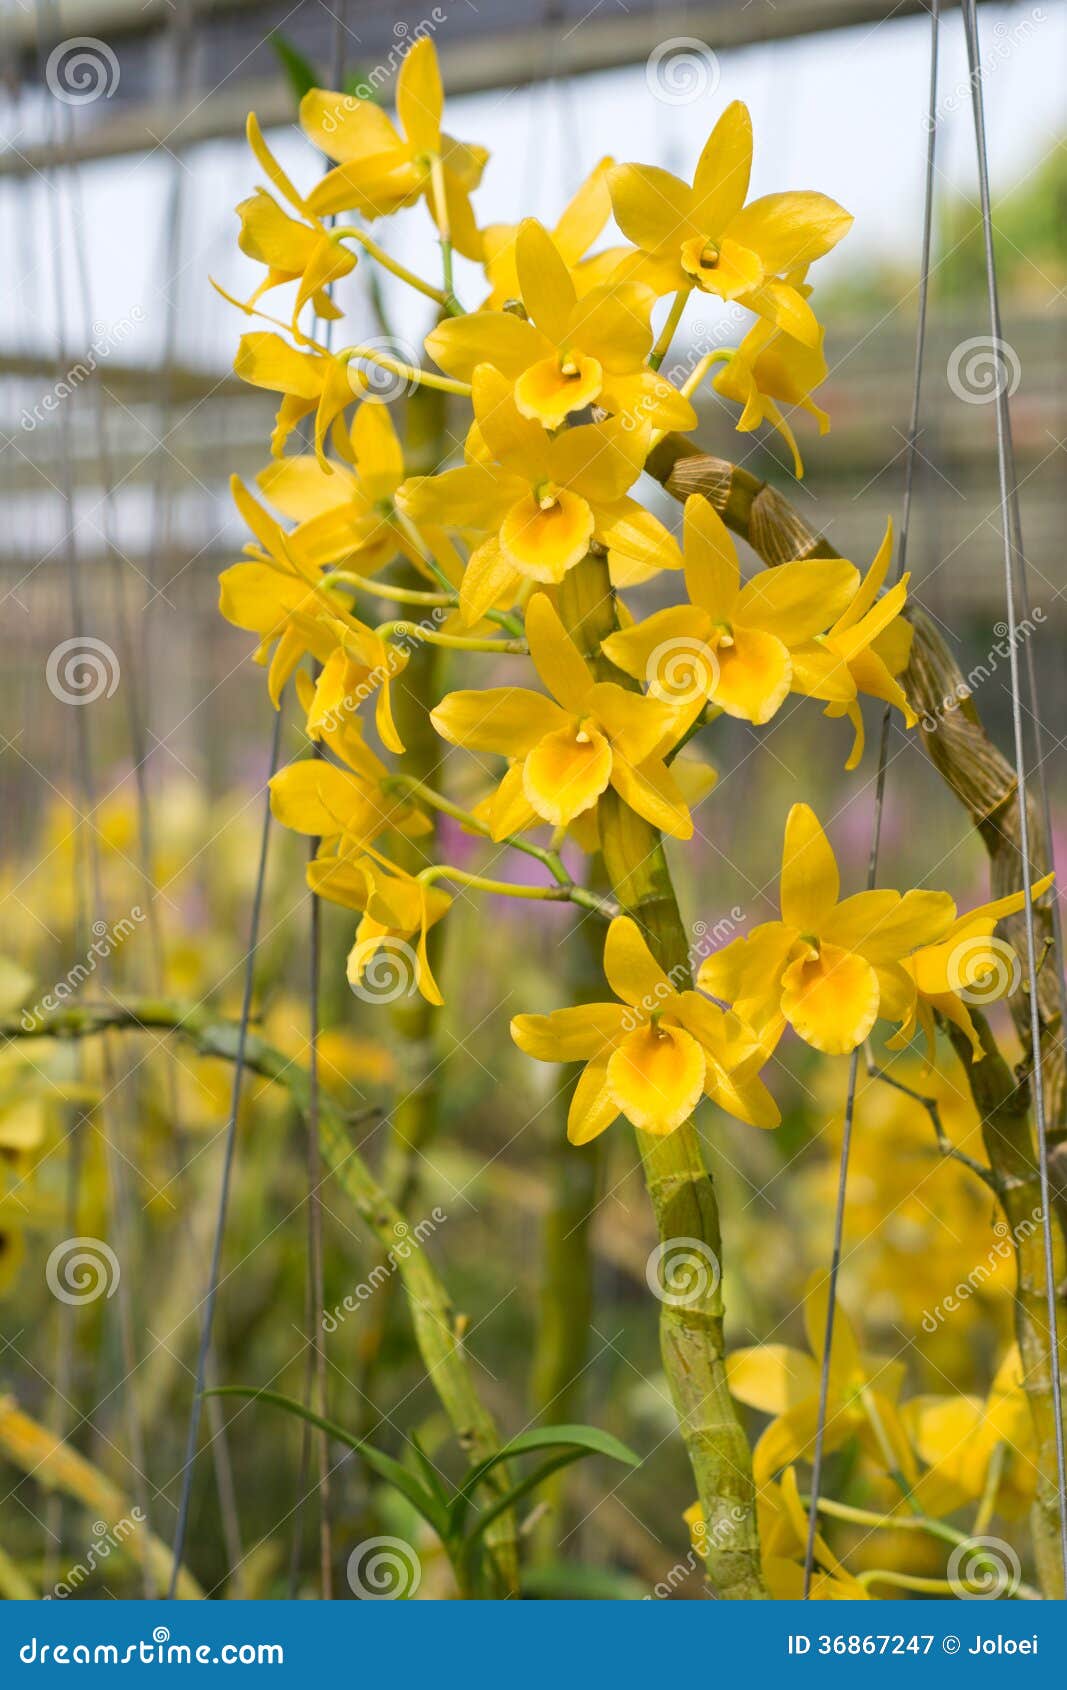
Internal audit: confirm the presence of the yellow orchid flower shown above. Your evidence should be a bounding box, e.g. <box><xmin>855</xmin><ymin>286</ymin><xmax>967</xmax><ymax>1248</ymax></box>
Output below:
<box><xmin>431</xmin><ymin>592</ymin><xmax>693</xmax><ymax>840</ymax></box>
<box><xmin>712</xmin><ymin>294</ymin><xmax>830</xmax><ymax>478</ymax></box>
<box><xmin>904</xmin><ymin>1346</ymin><xmax>1035</xmax><ymax>1520</ymax></box>
<box><xmin>306</xmin><ymin>848</ymin><xmax>450</xmax><ymax>1008</ymax></box>
<box><xmin>234</xmin><ymin>331</ymin><xmax>365</xmax><ymax>467</ymax></box>
<box><xmin>602</xmin><ymin>496</ymin><xmax>858</xmax><ymax>725</ymax></box>
<box><xmin>229</xmin><ymin>114</ymin><xmax>356</xmax><ymax>331</ymax></box>
<box><xmin>425</xmin><ymin>219</ymin><xmax>695</xmax><ymax>434</ymax></box>
<box><xmin>219</xmin><ymin>476</ymin><xmax>350</xmax><ymax>705</ymax></box>
<box><xmin>300</xmin><ymin>39</ymin><xmax>486</xmax><ymax>258</ymax></box>
<box><xmin>789</xmin><ymin>522</ymin><xmax>917</xmax><ymax>769</ymax></box>
<box><xmin>399</xmin><ymin>367</ymin><xmax>681</xmax><ymax>623</ymax></box>
<box><xmin>728</xmin><ymin>1277</ymin><xmax>916</xmax><ymax>1488</ymax></box>
<box><xmin>698</xmin><ymin>803</ymin><xmax>957</xmax><ymax>1055</ymax></box>
<box><xmin>888</xmin><ymin>872</ymin><xmax>1055</xmax><ymax>1062</ymax></box>
<box><xmin>511</xmin><ymin>915</ymin><xmax>779</xmax><ymax>1141</ymax></box>
<box><xmin>256</xmin><ymin>399</ymin><xmax>409</xmax><ymax>575</ymax></box>
<box><xmin>481</xmin><ymin>157</ymin><xmax>626</xmax><ymax>307</ymax></box>
<box><xmin>218</xmin><ymin>478</ymin><xmax>405</xmax><ymax>743</ymax></box>
<box><xmin>268</xmin><ymin>672</ymin><xmax>429</xmax><ymax>853</ymax></box>
<box><xmin>609</xmin><ymin>101</ymin><xmax>851</xmax><ymax>344</ymax></box>
<box><xmin>311</xmin><ymin>614</ymin><xmax>409</xmax><ymax>756</ymax></box>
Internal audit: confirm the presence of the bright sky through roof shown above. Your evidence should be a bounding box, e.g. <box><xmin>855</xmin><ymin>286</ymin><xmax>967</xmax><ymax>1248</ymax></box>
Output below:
<box><xmin>1</xmin><ymin>3</ymin><xmax>1062</xmax><ymax>364</ymax></box>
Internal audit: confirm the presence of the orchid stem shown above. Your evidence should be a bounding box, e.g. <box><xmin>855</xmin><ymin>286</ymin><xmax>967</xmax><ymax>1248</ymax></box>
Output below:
<box><xmin>801</xmin><ymin>1493</ymin><xmax>967</xmax><ymax>1552</ymax></box>
<box><xmin>859</xmin><ymin>1385</ymin><xmax>922</xmax><ymax>1515</ymax></box>
<box><xmin>384</xmin><ymin>776</ymin><xmax>584</xmax><ymax>894</ymax></box>
<box><xmin>332</xmin><ymin>227</ymin><xmax>449</xmax><ymax>309</ymax></box>
<box><xmin>428</xmin><ymin>155</ymin><xmax>459</xmax><ymax>312</ymax></box>
<box><xmin>377</xmin><ymin>620</ymin><xmax>527</xmax><ymax>656</ymax></box>
<box><xmin>329</xmin><ymin>573</ymin><xmax>454</xmax><ymax>608</ymax></box>
<box><xmin>648</xmin><ymin>287</ymin><xmax>692</xmax><ymax>372</ymax></box>
<box><xmin>339</xmin><ymin>345</ymin><xmax>470</xmax><ymax>397</ymax></box>
<box><xmin>419</xmin><ymin>864</ymin><xmax>616</xmax><ymax>920</ymax></box>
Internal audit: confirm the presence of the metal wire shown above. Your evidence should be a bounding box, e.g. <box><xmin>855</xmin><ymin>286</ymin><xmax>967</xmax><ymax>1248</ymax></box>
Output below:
<box><xmin>802</xmin><ymin>0</ymin><xmax>942</xmax><ymax>1597</ymax></box>
<box><xmin>168</xmin><ymin>707</ymin><xmax>284</xmax><ymax>1595</ymax></box>
<box><xmin>961</xmin><ymin>0</ymin><xmax>1067</xmax><ymax>1590</ymax></box>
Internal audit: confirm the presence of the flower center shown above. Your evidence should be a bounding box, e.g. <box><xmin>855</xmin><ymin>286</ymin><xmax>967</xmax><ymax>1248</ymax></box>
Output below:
<box><xmin>534</xmin><ymin>478</ymin><xmax>561</xmax><ymax>512</ymax></box>
<box><xmin>700</xmin><ymin>240</ymin><xmax>721</xmax><ymax>269</ymax></box>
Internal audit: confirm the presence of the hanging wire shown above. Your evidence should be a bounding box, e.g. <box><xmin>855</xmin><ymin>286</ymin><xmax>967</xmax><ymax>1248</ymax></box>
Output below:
<box><xmin>168</xmin><ymin>707</ymin><xmax>284</xmax><ymax>1595</ymax></box>
<box><xmin>288</xmin><ymin>2</ymin><xmax>356</xmax><ymax>1600</ymax></box>
<box><xmin>802</xmin><ymin>0</ymin><xmax>942</xmax><ymax>1597</ymax></box>
<box><xmin>960</xmin><ymin>0</ymin><xmax>1067</xmax><ymax>1589</ymax></box>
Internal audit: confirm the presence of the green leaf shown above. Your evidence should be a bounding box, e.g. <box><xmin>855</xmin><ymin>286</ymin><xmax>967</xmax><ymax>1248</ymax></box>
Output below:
<box><xmin>208</xmin><ymin>1387</ymin><xmax>450</xmax><ymax>1540</ymax></box>
<box><xmin>449</xmin><ymin>1423</ymin><xmax>639</xmax><ymax>1536</ymax></box>
<box><xmin>271</xmin><ymin>34</ymin><xmax>320</xmax><ymax>106</ymax></box>
<box><xmin>463</xmin><ymin>1451</ymin><xmax>587</xmax><ymax>1546</ymax></box>
<box><xmin>344</xmin><ymin>68</ymin><xmax>379</xmax><ymax>103</ymax></box>
<box><xmin>407</xmin><ymin>1432</ymin><xmax>451</xmax><ymax>1508</ymax></box>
